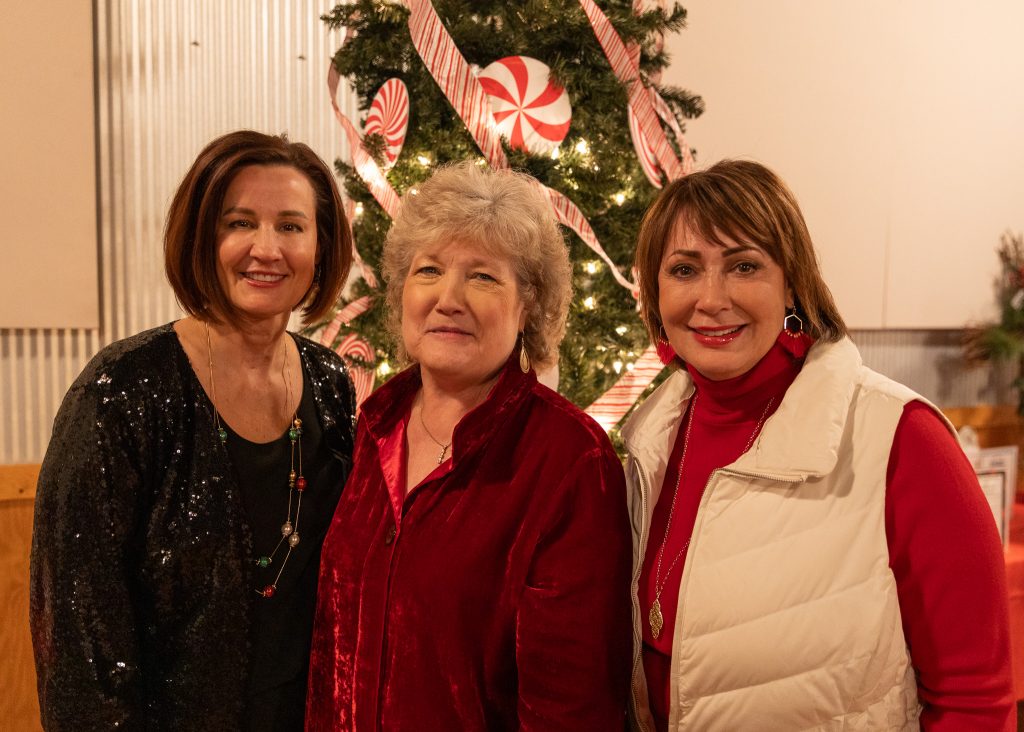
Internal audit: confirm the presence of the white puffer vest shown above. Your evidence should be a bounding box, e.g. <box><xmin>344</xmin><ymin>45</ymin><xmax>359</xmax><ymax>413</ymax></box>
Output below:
<box><xmin>622</xmin><ymin>338</ymin><xmax>954</xmax><ymax>731</ymax></box>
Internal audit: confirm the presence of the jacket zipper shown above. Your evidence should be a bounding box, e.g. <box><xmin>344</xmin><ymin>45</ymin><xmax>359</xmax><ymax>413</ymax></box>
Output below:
<box><xmin>628</xmin><ymin>456</ymin><xmax>654</xmax><ymax>732</ymax></box>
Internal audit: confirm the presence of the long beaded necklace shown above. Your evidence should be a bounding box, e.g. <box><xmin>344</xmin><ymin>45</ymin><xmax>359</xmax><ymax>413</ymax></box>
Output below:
<box><xmin>648</xmin><ymin>392</ymin><xmax>775</xmax><ymax>639</ymax></box>
<box><xmin>205</xmin><ymin>321</ymin><xmax>305</xmax><ymax>600</ymax></box>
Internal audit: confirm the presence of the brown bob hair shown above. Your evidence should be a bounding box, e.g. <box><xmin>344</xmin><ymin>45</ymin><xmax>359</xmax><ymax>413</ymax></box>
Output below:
<box><xmin>164</xmin><ymin>130</ymin><xmax>352</xmax><ymax>326</ymax></box>
<box><xmin>634</xmin><ymin>158</ymin><xmax>846</xmax><ymax>346</ymax></box>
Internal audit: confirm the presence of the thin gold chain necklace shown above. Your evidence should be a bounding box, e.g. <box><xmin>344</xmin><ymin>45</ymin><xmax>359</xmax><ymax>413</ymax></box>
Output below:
<box><xmin>648</xmin><ymin>392</ymin><xmax>775</xmax><ymax>639</ymax></box>
<box><xmin>417</xmin><ymin>404</ymin><xmax>452</xmax><ymax>465</ymax></box>
<box><xmin>205</xmin><ymin>321</ymin><xmax>305</xmax><ymax>599</ymax></box>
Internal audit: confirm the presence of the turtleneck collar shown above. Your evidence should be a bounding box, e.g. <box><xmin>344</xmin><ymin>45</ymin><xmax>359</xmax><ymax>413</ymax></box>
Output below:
<box><xmin>685</xmin><ymin>332</ymin><xmax>808</xmax><ymax>424</ymax></box>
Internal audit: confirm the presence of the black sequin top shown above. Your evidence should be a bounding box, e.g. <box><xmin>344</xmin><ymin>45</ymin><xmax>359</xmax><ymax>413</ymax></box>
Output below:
<box><xmin>30</xmin><ymin>323</ymin><xmax>354</xmax><ymax>731</ymax></box>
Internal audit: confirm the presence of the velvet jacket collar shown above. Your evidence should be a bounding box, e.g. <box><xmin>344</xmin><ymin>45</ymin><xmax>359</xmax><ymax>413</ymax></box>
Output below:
<box><xmin>360</xmin><ymin>353</ymin><xmax>538</xmax><ymax>469</ymax></box>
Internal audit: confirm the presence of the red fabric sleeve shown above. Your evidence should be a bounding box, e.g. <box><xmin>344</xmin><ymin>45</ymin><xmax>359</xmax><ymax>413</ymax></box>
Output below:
<box><xmin>516</xmin><ymin>447</ymin><xmax>633</xmax><ymax>731</ymax></box>
<box><xmin>886</xmin><ymin>401</ymin><xmax>1016</xmax><ymax>731</ymax></box>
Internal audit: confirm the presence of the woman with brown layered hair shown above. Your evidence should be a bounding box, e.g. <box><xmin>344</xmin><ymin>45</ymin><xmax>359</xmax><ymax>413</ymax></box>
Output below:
<box><xmin>31</xmin><ymin>130</ymin><xmax>355</xmax><ymax>731</ymax></box>
<box><xmin>623</xmin><ymin>159</ymin><xmax>1013</xmax><ymax>730</ymax></box>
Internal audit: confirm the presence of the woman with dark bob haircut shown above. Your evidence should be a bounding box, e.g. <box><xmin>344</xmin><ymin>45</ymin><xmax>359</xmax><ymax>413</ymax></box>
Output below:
<box><xmin>31</xmin><ymin>130</ymin><xmax>355</xmax><ymax>731</ymax></box>
<box><xmin>623</xmin><ymin>159</ymin><xmax>1014</xmax><ymax>730</ymax></box>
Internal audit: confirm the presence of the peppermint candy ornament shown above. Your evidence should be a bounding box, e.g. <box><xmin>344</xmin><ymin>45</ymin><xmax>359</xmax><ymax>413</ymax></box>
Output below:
<box><xmin>364</xmin><ymin>78</ymin><xmax>409</xmax><ymax>169</ymax></box>
<box><xmin>478</xmin><ymin>56</ymin><xmax>571</xmax><ymax>155</ymax></box>
<box><xmin>629</xmin><ymin>105</ymin><xmax>662</xmax><ymax>188</ymax></box>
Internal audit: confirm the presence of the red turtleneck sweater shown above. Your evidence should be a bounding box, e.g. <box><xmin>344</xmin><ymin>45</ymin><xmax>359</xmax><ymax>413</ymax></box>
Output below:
<box><xmin>638</xmin><ymin>338</ymin><xmax>1015</xmax><ymax>731</ymax></box>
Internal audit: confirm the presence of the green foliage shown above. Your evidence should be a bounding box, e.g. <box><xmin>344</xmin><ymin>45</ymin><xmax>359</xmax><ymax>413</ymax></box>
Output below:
<box><xmin>964</xmin><ymin>231</ymin><xmax>1024</xmax><ymax>412</ymax></box>
<box><xmin>317</xmin><ymin>0</ymin><xmax>701</xmax><ymax>413</ymax></box>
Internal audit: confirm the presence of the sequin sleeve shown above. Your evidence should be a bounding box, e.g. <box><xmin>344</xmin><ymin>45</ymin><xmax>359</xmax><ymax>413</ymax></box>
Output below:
<box><xmin>31</xmin><ymin>363</ymin><xmax>147</xmax><ymax>730</ymax></box>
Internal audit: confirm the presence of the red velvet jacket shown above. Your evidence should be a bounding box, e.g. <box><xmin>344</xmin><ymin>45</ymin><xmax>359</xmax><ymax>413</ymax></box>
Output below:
<box><xmin>306</xmin><ymin>357</ymin><xmax>632</xmax><ymax>731</ymax></box>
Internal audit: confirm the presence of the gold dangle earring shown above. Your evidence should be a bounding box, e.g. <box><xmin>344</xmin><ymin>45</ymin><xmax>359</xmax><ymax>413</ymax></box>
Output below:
<box><xmin>519</xmin><ymin>333</ymin><xmax>531</xmax><ymax>373</ymax></box>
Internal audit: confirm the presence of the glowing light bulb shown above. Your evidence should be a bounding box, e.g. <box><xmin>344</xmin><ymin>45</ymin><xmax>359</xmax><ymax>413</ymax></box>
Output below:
<box><xmin>417</xmin><ymin>154</ymin><xmax>431</xmax><ymax>166</ymax></box>
<box><xmin>615</xmin><ymin>325</ymin><xmax>627</xmax><ymax>335</ymax></box>
<box><xmin>354</xmin><ymin>202</ymin><xmax>364</xmax><ymax>217</ymax></box>
<box><xmin>626</xmin><ymin>362</ymin><xmax>635</xmax><ymax>372</ymax></box>
<box><xmin>377</xmin><ymin>361</ymin><xmax>392</xmax><ymax>376</ymax></box>
<box><xmin>550</xmin><ymin>147</ymin><xmax>560</xmax><ymax>160</ymax></box>
<box><xmin>613</xmin><ymin>192</ymin><xmax>626</xmax><ymax>206</ymax></box>
<box><xmin>613</xmin><ymin>360</ymin><xmax>623</xmax><ymax>374</ymax></box>
<box><xmin>575</xmin><ymin>139</ymin><xmax>589</xmax><ymax>154</ymax></box>
<box><xmin>409</xmin><ymin>188</ymin><xmax>419</xmax><ymax>196</ymax></box>
<box><xmin>584</xmin><ymin>261</ymin><xmax>599</xmax><ymax>275</ymax></box>
<box><xmin>583</xmin><ymin>296</ymin><xmax>596</xmax><ymax>310</ymax></box>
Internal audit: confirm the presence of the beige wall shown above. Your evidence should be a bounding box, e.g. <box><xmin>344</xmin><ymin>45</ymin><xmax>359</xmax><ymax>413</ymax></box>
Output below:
<box><xmin>0</xmin><ymin>1</ymin><xmax>98</xmax><ymax>329</ymax></box>
<box><xmin>664</xmin><ymin>1</ymin><xmax>1024</xmax><ymax>328</ymax></box>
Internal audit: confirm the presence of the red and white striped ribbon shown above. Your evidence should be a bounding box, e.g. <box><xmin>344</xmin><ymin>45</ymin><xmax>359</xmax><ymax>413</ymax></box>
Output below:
<box><xmin>406</xmin><ymin>0</ymin><xmax>508</xmax><ymax>169</ymax></box>
<box><xmin>584</xmin><ymin>344</ymin><xmax>664</xmax><ymax>430</ymax></box>
<box><xmin>328</xmin><ymin>66</ymin><xmax>402</xmax><ymax>219</ymax></box>
<box><xmin>343</xmin><ymin>199</ymin><xmax>379</xmax><ymax>289</ymax></box>
<box><xmin>542</xmin><ymin>187</ymin><xmax>638</xmax><ymax>292</ymax></box>
<box><xmin>319</xmin><ymin>295</ymin><xmax>373</xmax><ymax>347</ymax></box>
<box><xmin>579</xmin><ymin>0</ymin><xmax>692</xmax><ymax>181</ymax></box>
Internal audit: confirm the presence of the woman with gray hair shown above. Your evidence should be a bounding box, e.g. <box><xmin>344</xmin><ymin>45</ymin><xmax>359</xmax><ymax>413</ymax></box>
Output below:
<box><xmin>306</xmin><ymin>161</ymin><xmax>632</xmax><ymax>731</ymax></box>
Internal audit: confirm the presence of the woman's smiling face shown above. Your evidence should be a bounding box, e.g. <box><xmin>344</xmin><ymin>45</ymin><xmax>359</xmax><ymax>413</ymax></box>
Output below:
<box><xmin>401</xmin><ymin>239</ymin><xmax>526</xmax><ymax>389</ymax></box>
<box><xmin>658</xmin><ymin>219</ymin><xmax>791</xmax><ymax>381</ymax></box>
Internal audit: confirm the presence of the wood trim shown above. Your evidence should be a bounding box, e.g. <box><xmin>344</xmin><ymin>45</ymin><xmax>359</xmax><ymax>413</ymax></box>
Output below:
<box><xmin>0</xmin><ymin>464</ymin><xmax>39</xmax><ymax>503</ymax></box>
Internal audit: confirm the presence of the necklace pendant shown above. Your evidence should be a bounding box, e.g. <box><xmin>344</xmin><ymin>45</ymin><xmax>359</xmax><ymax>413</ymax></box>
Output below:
<box><xmin>649</xmin><ymin>598</ymin><xmax>664</xmax><ymax>640</ymax></box>
<box><xmin>436</xmin><ymin>445</ymin><xmax>448</xmax><ymax>465</ymax></box>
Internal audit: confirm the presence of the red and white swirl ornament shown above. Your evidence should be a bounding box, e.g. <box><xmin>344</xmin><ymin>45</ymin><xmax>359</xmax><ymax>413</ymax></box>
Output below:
<box><xmin>477</xmin><ymin>56</ymin><xmax>572</xmax><ymax>155</ymax></box>
<box><xmin>365</xmin><ymin>78</ymin><xmax>410</xmax><ymax>169</ymax></box>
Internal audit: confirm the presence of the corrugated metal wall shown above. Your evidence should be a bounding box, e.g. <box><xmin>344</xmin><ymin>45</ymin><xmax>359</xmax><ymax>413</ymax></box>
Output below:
<box><xmin>0</xmin><ymin>0</ymin><xmax>353</xmax><ymax>464</ymax></box>
<box><xmin>0</xmin><ymin>1</ymin><xmax>1013</xmax><ymax>463</ymax></box>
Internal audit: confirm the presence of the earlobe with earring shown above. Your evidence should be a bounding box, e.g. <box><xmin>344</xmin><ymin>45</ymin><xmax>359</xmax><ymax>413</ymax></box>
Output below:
<box><xmin>656</xmin><ymin>325</ymin><xmax>677</xmax><ymax>366</ymax></box>
<box><xmin>519</xmin><ymin>333</ymin><xmax>531</xmax><ymax>373</ymax></box>
<box><xmin>780</xmin><ymin>305</ymin><xmax>812</xmax><ymax>358</ymax></box>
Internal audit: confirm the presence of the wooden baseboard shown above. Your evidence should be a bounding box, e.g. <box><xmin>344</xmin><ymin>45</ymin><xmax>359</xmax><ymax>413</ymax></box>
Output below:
<box><xmin>0</xmin><ymin>463</ymin><xmax>41</xmax><ymax>731</ymax></box>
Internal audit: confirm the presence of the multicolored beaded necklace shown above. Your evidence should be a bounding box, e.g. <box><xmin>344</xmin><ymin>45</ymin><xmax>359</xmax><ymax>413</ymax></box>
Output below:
<box><xmin>205</xmin><ymin>321</ymin><xmax>307</xmax><ymax>600</ymax></box>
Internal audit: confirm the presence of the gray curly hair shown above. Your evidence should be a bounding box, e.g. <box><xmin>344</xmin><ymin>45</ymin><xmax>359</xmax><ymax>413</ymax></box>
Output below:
<box><xmin>382</xmin><ymin>161</ymin><xmax>572</xmax><ymax>371</ymax></box>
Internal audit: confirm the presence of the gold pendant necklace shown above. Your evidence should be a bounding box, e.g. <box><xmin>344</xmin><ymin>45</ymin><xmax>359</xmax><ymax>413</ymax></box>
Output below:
<box><xmin>648</xmin><ymin>392</ymin><xmax>774</xmax><ymax>639</ymax></box>
<box><xmin>418</xmin><ymin>402</ymin><xmax>453</xmax><ymax>465</ymax></box>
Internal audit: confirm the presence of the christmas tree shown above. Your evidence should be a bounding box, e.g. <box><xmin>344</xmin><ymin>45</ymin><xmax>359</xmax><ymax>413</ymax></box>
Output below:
<box><xmin>317</xmin><ymin>0</ymin><xmax>702</xmax><ymax>420</ymax></box>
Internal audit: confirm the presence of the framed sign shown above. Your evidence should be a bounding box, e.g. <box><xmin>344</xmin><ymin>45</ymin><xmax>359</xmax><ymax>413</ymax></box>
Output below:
<box><xmin>970</xmin><ymin>445</ymin><xmax>1017</xmax><ymax>547</ymax></box>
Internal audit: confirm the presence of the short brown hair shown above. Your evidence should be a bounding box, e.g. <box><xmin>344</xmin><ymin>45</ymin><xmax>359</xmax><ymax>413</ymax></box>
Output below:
<box><xmin>634</xmin><ymin>159</ymin><xmax>846</xmax><ymax>344</ymax></box>
<box><xmin>164</xmin><ymin>130</ymin><xmax>352</xmax><ymax>326</ymax></box>
<box><xmin>382</xmin><ymin>161</ymin><xmax>572</xmax><ymax>371</ymax></box>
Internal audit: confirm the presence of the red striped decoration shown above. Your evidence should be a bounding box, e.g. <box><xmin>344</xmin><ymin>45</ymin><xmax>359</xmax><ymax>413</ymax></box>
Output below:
<box><xmin>328</xmin><ymin>66</ymin><xmax>402</xmax><ymax>218</ymax></box>
<box><xmin>578</xmin><ymin>0</ymin><xmax>692</xmax><ymax>181</ymax></box>
<box><xmin>365</xmin><ymin>78</ymin><xmax>410</xmax><ymax>169</ymax></box>
<box><xmin>584</xmin><ymin>345</ymin><xmax>665</xmax><ymax>430</ymax></box>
